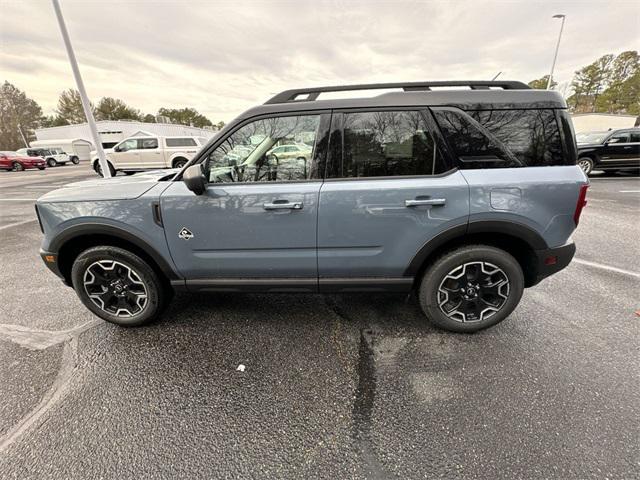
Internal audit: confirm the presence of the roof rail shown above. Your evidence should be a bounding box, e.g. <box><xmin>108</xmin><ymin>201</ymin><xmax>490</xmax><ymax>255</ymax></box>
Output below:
<box><xmin>265</xmin><ymin>80</ymin><xmax>531</xmax><ymax>104</ymax></box>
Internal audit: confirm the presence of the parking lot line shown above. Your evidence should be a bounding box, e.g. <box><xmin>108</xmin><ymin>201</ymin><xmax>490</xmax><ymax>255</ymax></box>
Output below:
<box><xmin>574</xmin><ymin>258</ymin><xmax>640</xmax><ymax>278</ymax></box>
<box><xmin>0</xmin><ymin>198</ymin><xmax>39</xmax><ymax>201</ymax></box>
<box><xmin>0</xmin><ymin>219</ymin><xmax>36</xmax><ymax>231</ymax></box>
<box><xmin>619</xmin><ymin>190</ymin><xmax>640</xmax><ymax>193</ymax></box>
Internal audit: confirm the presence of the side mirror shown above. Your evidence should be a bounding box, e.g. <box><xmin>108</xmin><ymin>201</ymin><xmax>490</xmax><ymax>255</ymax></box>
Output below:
<box><xmin>183</xmin><ymin>164</ymin><xmax>206</xmax><ymax>195</ymax></box>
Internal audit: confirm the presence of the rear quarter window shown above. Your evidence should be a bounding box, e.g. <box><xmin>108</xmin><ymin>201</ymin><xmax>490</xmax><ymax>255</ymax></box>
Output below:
<box><xmin>166</xmin><ymin>137</ymin><xmax>197</xmax><ymax>147</ymax></box>
<box><xmin>433</xmin><ymin>108</ymin><xmax>567</xmax><ymax>168</ymax></box>
<box><xmin>470</xmin><ymin>109</ymin><xmax>564</xmax><ymax>166</ymax></box>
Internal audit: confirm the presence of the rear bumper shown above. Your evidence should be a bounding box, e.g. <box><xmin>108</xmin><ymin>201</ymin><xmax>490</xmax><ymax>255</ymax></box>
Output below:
<box><xmin>532</xmin><ymin>240</ymin><xmax>576</xmax><ymax>285</ymax></box>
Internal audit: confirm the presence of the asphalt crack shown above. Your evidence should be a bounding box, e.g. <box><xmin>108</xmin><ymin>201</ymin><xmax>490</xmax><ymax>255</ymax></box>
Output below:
<box><xmin>0</xmin><ymin>320</ymin><xmax>100</xmax><ymax>452</ymax></box>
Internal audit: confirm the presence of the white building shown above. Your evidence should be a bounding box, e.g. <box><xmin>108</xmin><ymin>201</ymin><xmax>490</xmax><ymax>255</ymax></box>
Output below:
<box><xmin>570</xmin><ymin>113</ymin><xmax>638</xmax><ymax>133</ymax></box>
<box><xmin>35</xmin><ymin>120</ymin><xmax>217</xmax><ymax>151</ymax></box>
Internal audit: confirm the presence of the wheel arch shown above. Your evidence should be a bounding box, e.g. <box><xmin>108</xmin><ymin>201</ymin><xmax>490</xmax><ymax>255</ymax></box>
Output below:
<box><xmin>53</xmin><ymin>225</ymin><xmax>180</xmax><ymax>286</ymax></box>
<box><xmin>405</xmin><ymin>221</ymin><xmax>547</xmax><ymax>288</ymax></box>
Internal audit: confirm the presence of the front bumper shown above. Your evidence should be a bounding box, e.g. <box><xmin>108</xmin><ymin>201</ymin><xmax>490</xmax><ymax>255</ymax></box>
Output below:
<box><xmin>39</xmin><ymin>249</ymin><xmax>68</xmax><ymax>284</ymax></box>
<box><xmin>532</xmin><ymin>240</ymin><xmax>576</xmax><ymax>285</ymax></box>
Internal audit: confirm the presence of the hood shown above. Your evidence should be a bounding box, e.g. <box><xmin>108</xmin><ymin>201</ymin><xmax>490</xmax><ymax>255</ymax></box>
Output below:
<box><xmin>37</xmin><ymin>169</ymin><xmax>179</xmax><ymax>203</ymax></box>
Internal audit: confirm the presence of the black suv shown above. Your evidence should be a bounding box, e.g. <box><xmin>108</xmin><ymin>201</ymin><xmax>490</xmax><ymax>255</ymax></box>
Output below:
<box><xmin>577</xmin><ymin>128</ymin><xmax>640</xmax><ymax>175</ymax></box>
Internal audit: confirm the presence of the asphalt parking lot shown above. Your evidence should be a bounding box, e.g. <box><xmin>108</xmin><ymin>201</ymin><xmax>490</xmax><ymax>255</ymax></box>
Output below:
<box><xmin>0</xmin><ymin>164</ymin><xmax>638</xmax><ymax>479</ymax></box>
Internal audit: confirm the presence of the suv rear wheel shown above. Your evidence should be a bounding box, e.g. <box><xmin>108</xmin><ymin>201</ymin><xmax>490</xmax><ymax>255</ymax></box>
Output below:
<box><xmin>418</xmin><ymin>245</ymin><xmax>524</xmax><ymax>333</ymax></box>
<box><xmin>71</xmin><ymin>246</ymin><xmax>169</xmax><ymax>326</ymax></box>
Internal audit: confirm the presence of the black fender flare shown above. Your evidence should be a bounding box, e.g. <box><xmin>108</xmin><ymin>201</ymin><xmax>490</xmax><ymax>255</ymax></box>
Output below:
<box><xmin>50</xmin><ymin>223</ymin><xmax>181</xmax><ymax>280</ymax></box>
<box><xmin>404</xmin><ymin>220</ymin><xmax>548</xmax><ymax>277</ymax></box>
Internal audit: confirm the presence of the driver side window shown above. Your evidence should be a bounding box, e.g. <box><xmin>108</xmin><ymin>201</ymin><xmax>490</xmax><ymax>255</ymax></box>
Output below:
<box><xmin>205</xmin><ymin>114</ymin><xmax>323</xmax><ymax>183</ymax></box>
<box><xmin>117</xmin><ymin>139</ymin><xmax>138</xmax><ymax>152</ymax></box>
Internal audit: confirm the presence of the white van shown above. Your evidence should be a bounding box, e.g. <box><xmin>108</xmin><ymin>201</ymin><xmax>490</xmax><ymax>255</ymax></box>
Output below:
<box><xmin>91</xmin><ymin>135</ymin><xmax>209</xmax><ymax>176</ymax></box>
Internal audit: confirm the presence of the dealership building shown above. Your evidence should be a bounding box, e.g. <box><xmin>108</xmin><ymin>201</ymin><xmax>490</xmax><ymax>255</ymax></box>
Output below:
<box><xmin>34</xmin><ymin>120</ymin><xmax>218</xmax><ymax>160</ymax></box>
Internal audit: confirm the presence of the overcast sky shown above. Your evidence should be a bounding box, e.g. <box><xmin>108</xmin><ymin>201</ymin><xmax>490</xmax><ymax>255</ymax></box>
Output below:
<box><xmin>1</xmin><ymin>0</ymin><xmax>638</xmax><ymax>122</ymax></box>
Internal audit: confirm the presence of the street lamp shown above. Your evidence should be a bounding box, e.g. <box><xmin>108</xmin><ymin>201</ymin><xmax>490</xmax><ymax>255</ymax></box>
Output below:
<box><xmin>547</xmin><ymin>14</ymin><xmax>566</xmax><ymax>90</ymax></box>
<box><xmin>51</xmin><ymin>0</ymin><xmax>111</xmax><ymax>177</ymax></box>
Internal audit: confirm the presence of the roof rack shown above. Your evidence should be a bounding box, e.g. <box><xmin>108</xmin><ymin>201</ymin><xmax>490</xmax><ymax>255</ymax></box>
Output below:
<box><xmin>265</xmin><ymin>81</ymin><xmax>531</xmax><ymax>104</ymax></box>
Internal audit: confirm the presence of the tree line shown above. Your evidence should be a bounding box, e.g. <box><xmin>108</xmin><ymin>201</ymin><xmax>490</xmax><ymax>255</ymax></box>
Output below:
<box><xmin>528</xmin><ymin>50</ymin><xmax>639</xmax><ymax>115</ymax></box>
<box><xmin>0</xmin><ymin>81</ymin><xmax>225</xmax><ymax>150</ymax></box>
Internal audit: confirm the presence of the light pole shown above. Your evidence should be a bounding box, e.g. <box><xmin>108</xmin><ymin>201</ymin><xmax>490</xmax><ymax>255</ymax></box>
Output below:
<box><xmin>51</xmin><ymin>0</ymin><xmax>111</xmax><ymax>177</ymax></box>
<box><xmin>547</xmin><ymin>14</ymin><xmax>566</xmax><ymax>90</ymax></box>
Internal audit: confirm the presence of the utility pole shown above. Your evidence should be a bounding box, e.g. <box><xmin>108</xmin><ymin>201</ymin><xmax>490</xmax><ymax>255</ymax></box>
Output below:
<box><xmin>51</xmin><ymin>0</ymin><xmax>111</xmax><ymax>177</ymax></box>
<box><xmin>547</xmin><ymin>14</ymin><xmax>566</xmax><ymax>90</ymax></box>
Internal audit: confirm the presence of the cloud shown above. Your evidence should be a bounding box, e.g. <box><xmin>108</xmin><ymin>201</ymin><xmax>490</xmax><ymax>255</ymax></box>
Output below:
<box><xmin>1</xmin><ymin>0</ymin><xmax>639</xmax><ymax>122</ymax></box>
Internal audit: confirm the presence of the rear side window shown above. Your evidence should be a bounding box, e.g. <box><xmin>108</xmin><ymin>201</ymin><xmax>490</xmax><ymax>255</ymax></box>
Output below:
<box><xmin>331</xmin><ymin>110</ymin><xmax>447</xmax><ymax>178</ymax></box>
<box><xmin>433</xmin><ymin>108</ymin><xmax>566</xmax><ymax>167</ymax></box>
<box><xmin>166</xmin><ymin>137</ymin><xmax>197</xmax><ymax>147</ymax></box>
<box><xmin>471</xmin><ymin>109</ymin><xmax>564</xmax><ymax>166</ymax></box>
<box><xmin>630</xmin><ymin>131</ymin><xmax>640</xmax><ymax>143</ymax></box>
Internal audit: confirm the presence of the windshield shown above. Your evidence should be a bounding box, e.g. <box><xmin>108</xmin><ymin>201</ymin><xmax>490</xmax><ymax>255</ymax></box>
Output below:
<box><xmin>0</xmin><ymin>151</ymin><xmax>17</xmax><ymax>156</ymax></box>
<box><xmin>576</xmin><ymin>132</ymin><xmax>608</xmax><ymax>144</ymax></box>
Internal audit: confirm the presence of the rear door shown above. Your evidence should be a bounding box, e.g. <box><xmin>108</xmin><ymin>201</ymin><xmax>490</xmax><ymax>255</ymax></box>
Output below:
<box><xmin>136</xmin><ymin>137</ymin><xmax>163</xmax><ymax>168</ymax></box>
<box><xmin>160</xmin><ymin>112</ymin><xmax>330</xmax><ymax>290</ymax></box>
<box><xmin>317</xmin><ymin>109</ymin><xmax>469</xmax><ymax>290</ymax></box>
<box><xmin>603</xmin><ymin>130</ymin><xmax>640</xmax><ymax>169</ymax></box>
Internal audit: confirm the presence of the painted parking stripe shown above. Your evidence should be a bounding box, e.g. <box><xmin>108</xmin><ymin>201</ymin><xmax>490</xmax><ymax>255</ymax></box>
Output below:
<box><xmin>574</xmin><ymin>258</ymin><xmax>640</xmax><ymax>279</ymax></box>
<box><xmin>619</xmin><ymin>190</ymin><xmax>640</xmax><ymax>193</ymax></box>
<box><xmin>0</xmin><ymin>198</ymin><xmax>39</xmax><ymax>201</ymax></box>
<box><xmin>0</xmin><ymin>219</ymin><xmax>36</xmax><ymax>231</ymax></box>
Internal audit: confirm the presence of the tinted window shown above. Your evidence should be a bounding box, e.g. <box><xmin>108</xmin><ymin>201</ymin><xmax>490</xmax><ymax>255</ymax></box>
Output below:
<box><xmin>334</xmin><ymin>110</ymin><xmax>446</xmax><ymax>178</ymax></box>
<box><xmin>140</xmin><ymin>138</ymin><xmax>158</xmax><ymax>149</ymax></box>
<box><xmin>470</xmin><ymin>109</ymin><xmax>564</xmax><ymax>166</ymax></box>
<box><xmin>432</xmin><ymin>109</ymin><xmax>518</xmax><ymax>168</ymax></box>
<box><xmin>166</xmin><ymin>137</ymin><xmax>197</xmax><ymax>147</ymax></box>
<box><xmin>608</xmin><ymin>132</ymin><xmax>630</xmax><ymax>144</ymax></box>
<box><xmin>205</xmin><ymin>114</ymin><xmax>324</xmax><ymax>183</ymax></box>
<box><xmin>630</xmin><ymin>131</ymin><xmax>640</xmax><ymax>143</ymax></box>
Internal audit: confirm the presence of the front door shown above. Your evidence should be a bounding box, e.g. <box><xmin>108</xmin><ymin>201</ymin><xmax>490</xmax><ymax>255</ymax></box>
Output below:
<box><xmin>160</xmin><ymin>112</ymin><xmax>330</xmax><ymax>291</ymax></box>
<box><xmin>110</xmin><ymin>138</ymin><xmax>139</xmax><ymax>169</ymax></box>
<box><xmin>317</xmin><ymin>109</ymin><xmax>469</xmax><ymax>290</ymax></box>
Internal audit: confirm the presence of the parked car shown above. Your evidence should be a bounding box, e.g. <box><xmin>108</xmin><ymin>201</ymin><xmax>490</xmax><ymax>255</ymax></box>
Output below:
<box><xmin>16</xmin><ymin>147</ymin><xmax>69</xmax><ymax>167</ymax></box>
<box><xmin>36</xmin><ymin>80</ymin><xmax>588</xmax><ymax>333</ymax></box>
<box><xmin>91</xmin><ymin>136</ymin><xmax>209</xmax><ymax>176</ymax></box>
<box><xmin>576</xmin><ymin>128</ymin><xmax>640</xmax><ymax>175</ymax></box>
<box><xmin>0</xmin><ymin>151</ymin><xmax>46</xmax><ymax>171</ymax></box>
<box><xmin>30</xmin><ymin>138</ymin><xmax>90</xmax><ymax>163</ymax></box>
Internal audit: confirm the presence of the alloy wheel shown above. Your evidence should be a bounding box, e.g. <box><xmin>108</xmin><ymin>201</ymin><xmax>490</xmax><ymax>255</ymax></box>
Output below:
<box><xmin>83</xmin><ymin>260</ymin><xmax>148</xmax><ymax>317</ymax></box>
<box><xmin>437</xmin><ymin>261</ymin><xmax>510</xmax><ymax>323</ymax></box>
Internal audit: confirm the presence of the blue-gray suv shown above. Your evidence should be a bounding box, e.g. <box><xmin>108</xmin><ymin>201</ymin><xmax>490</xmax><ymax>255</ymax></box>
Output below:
<box><xmin>36</xmin><ymin>81</ymin><xmax>589</xmax><ymax>332</ymax></box>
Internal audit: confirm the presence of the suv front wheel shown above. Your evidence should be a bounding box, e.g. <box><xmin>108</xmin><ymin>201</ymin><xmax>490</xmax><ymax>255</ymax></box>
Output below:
<box><xmin>418</xmin><ymin>245</ymin><xmax>524</xmax><ymax>333</ymax></box>
<box><xmin>71</xmin><ymin>246</ymin><xmax>169</xmax><ymax>326</ymax></box>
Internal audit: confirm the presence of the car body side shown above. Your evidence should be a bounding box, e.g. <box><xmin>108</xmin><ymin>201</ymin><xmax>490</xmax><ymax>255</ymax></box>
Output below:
<box><xmin>37</xmin><ymin>89</ymin><xmax>586</xmax><ymax>294</ymax></box>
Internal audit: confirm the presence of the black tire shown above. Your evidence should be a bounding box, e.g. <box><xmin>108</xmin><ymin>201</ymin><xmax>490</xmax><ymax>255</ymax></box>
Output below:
<box><xmin>47</xmin><ymin>158</ymin><xmax>58</xmax><ymax>167</ymax></box>
<box><xmin>578</xmin><ymin>157</ymin><xmax>594</xmax><ymax>175</ymax></box>
<box><xmin>94</xmin><ymin>160</ymin><xmax>116</xmax><ymax>177</ymax></box>
<box><xmin>71</xmin><ymin>156</ymin><xmax>80</xmax><ymax>164</ymax></box>
<box><xmin>38</xmin><ymin>167</ymin><xmax>46</xmax><ymax>170</ymax></box>
<box><xmin>418</xmin><ymin>245</ymin><xmax>524</xmax><ymax>333</ymax></box>
<box><xmin>172</xmin><ymin>158</ymin><xmax>188</xmax><ymax>169</ymax></box>
<box><xmin>71</xmin><ymin>246</ymin><xmax>170</xmax><ymax>327</ymax></box>
<box><xmin>12</xmin><ymin>162</ymin><xmax>24</xmax><ymax>172</ymax></box>
<box><xmin>124</xmin><ymin>171</ymin><xmax>136</xmax><ymax>176</ymax></box>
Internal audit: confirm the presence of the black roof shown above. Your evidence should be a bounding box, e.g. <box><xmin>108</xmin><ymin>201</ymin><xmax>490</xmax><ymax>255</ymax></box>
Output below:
<box><xmin>237</xmin><ymin>81</ymin><xmax>567</xmax><ymax>121</ymax></box>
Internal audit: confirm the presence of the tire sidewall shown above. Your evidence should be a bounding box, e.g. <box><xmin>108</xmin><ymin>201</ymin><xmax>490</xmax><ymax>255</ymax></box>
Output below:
<box><xmin>71</xmin><ymin>246</ymin><xmax>164</xmax><ymax>326</ymax></box>
<box><xmin>419</xmin><ymin>246</ymin><xmax>524</xmax><ymax>333</ymax></box>
<box><xmin>578</xmin><ymin>157</ymin><xmax>594</xmax><ymax>175</ymax></box>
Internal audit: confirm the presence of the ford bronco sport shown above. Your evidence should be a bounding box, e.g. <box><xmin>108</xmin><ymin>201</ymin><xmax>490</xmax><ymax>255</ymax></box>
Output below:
<box><xmin>36</xmin><ymin>81</ymin><xmax>588</xmax><ymax>332</ymax></box>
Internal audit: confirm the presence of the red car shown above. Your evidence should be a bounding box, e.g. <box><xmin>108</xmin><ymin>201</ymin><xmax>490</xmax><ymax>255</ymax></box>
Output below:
<box><xmin>0</xmin><ymin>151</ymin><xmax>46</xmax><ymax>171</ymax></box>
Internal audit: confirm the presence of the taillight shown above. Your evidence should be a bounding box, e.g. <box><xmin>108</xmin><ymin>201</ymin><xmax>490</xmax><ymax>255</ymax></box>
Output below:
<box><xmin>574</xmin><ymin>184</ymin><xmax>589</xmax><ymax>225</ymax></box>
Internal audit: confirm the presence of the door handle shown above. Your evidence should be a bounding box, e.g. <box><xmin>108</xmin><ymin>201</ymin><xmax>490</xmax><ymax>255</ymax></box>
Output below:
<box><xmin>405</xmin><ymin>198</ymin><xmax>446</xmax><ymax>207</ymax></box>
<box><xmin>263</xmin><ymin>201</ymin><xmax>303</xmax><ymax>210</ymax></box>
